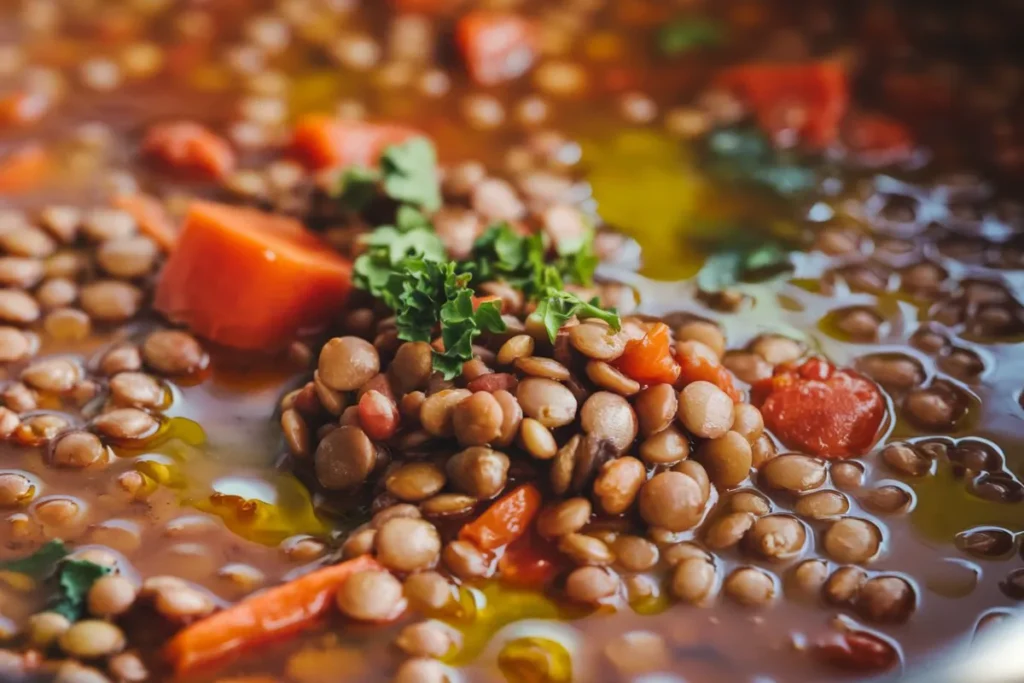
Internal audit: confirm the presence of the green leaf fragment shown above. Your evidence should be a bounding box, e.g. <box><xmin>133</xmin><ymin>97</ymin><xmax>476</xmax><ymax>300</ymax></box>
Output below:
<box><xmin>657</xmin><ymin>18</ymin><xmax>725</xmax><ymax>56</ymax></box>
<box><xmin>336</xmin><ymin>166</ymin><xmax>380</xmax><ymax>211</ymax></box>
<box><xmin>705</xmin><ymin>126</ymin><xmax>818</xmax><ymax>196</ymax></box>
<box><xmin>48</xmin><ymin>559</ymin><xmax>111</xmax><ymax>621</ymax></box>
<box><xmin>0</xmin><ymin>540</ymin><xmax>68</xmax><ymax>577</ymax></box>
<box><xmin>696</xmin><ymin>241</ymin><xmax>793</xmax><ymax>292</ymax></box>
<box><xmin>381</xmin><ymin>137</ymin><xmax>442</xmax><ymax>212</ymax></box>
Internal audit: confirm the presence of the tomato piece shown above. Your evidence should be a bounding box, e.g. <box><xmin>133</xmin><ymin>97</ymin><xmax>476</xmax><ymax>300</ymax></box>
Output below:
<box><xmin>154</xmin><ymin>201</ymin><xmax>352</xmax><ymax>351</ymax></box>
<box><xmin>715</xmin><ymin>61</ymin><xmax>849</xmax><ymax>149</ymax></box>
<box><xmin>291</xmin><ymin>115</ymin><xmax>419</xmax><ymax>170</ymax></box>
<box><xmin>358</xmin><ymin>390</ymin><xmax>399</xmax><ymax>441</ymax></box>
<box><xmin>752</xmin><ymin>358</ymin><xmax>885</xmax><ymax>458</ymax></box>
<box><xmin>498</xmin><ymin>533</ymin><xmax>564</xmax><ymax>588</ymax></box>
<box><xmin>142</xmin><ymin>121</ymin><xmax>236</xmax><ymax>180</ymax></box>
<box><xmin>0</xmin><ymin>144</ymin><xmax>52</xmax><ymax>194</ymax></box>
<box><xmin>459</xmin><ymin>484</ymin><xmax>542</xmax><ymax>551</ymax></box>
<box><xmin>615</xmin><ymin>323</ymin><xmax>681</xmax><ymax>386</ymax></box>
<box><xmin>466</xmin><ymin>373</ymin><xmax>518</xmax><ymax>394</ymax></box>
<box><xmin>813</xmin><ymin>630</ymin><xmax>899</xmax><ymax>673</ymax></box>
<box><xmin>455</xmin><ymin>11</ymin><xmax>538</xmax><ymax>87</ymax></box>
<box><xmin>843</xmin><ymin>112</ymin><xmax>913</xmax><ymax>165</ymax></box>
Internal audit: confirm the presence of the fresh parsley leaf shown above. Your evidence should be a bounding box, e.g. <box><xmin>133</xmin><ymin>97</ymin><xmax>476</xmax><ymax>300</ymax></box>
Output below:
<box><xmin>353</xmin><ymin>226</ymin><xmax>446</xmax><ymax>299</ymax></box>
<box><xmin>434</xmin><ymin>288</ymin><xmax>506</xmax><ymax>380</ymax></box>
<box><xmin>696</xmin><ymin>242</ymin><xmax>793</xmax><ymax>292</ymax></box>
<box><xmin>336</xmin><ymin>166</ymin><xmax>380</xmax><ymax>211</ymax></box>
<box><xmin>381</xmin><ymin>138</ymin><xmax>442</xmax><ymax>212</ymax></box>
<box><xmin>704</xmin><ymin>126</ymin><xmax>817</xmax><ymax>196</ymax></box>
<box><xmin>534</xmin><ymin>289</ymin><xmax>620</xmax><ymax>342</ymax></box>
<box><xmin>657</xmin><ymin>18</ymin><xmax>724</xmax><ymax>56</ymax></box>
<box><xmin>0</xmin><ymin>540</ymin><xmax>68</xmax><ymax>577</ymax></box>
<box><xmin>48</xmin><ymin>559</ymin><xmax>111</xmax><ymax>621</ymax></box>
<box><xmin>395</xmin><ymin>204</ymin><xmax>432</xmax><ymax>232</ymax></box>
<box><xmin>553</xmin><ymin>231</ymin><xmax>599</xmax><ymax>287</ymax></box>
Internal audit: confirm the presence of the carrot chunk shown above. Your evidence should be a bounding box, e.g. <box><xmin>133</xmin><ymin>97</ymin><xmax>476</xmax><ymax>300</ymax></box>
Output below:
<box><xmin>676</xmin><ymin>349</ymin><xmax>741</xmax><ymax>402</ymax></box>
<box><xmin>456</xmin><ymin>11</ymin><xmax>538</xmax><ymax>86</ymax></box>
<box><xmin>615</xmin><ymin>322</ymin><xmax>681</xmax><ymax>386</ymax></box>
<box><xmin>143</xmin><ymin>121</ymin><xmax>236</xmax><ymax>180</ymax></box>
<box><xmin>154</xmin><ymin>201</ymin><xmax>352</xmax><ymax>350</ymax></box>
<box><xmin>112</xmin><ymin>193</ymin><xmax>179</xmax><ymax>252</ymax></box>
<box><xmin>164</xmin><ymin>555</ymin><xmax>381</xmax><ymax>675</ymax></box>
<box><xmin>715</xmin><ymin>61</ymin><xmax>849</xmax><ymax>149</ymax></box>
<box><xmin>291</xmin><ymin>115</ymin><xmax>419</xmax><ymax>170</ymax></box>
<box><xmin>498</xmin><ymin>533</ymin><xmax>564</xmax><ymax>588</ymax></box>
<box><xmin>460</xmin><ymin>484</ymin><xmax>542</xmax><ymax>551</ymax></box>
<box><xmin>0</xmin><ymin>144</ymin><xmax>52</xmax><ymax>194</ymax></box>
<box><xmin>843</xmin><ymin>112</ymin><xmax>913</xmax><ymax>166</ymax></box>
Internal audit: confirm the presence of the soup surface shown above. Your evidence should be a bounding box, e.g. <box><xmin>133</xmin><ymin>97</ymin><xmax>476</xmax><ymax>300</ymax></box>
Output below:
<box><xmin>0</xmin><ymin>1</ymin><xmax>1023</xmax><ymax>682</ymax></box>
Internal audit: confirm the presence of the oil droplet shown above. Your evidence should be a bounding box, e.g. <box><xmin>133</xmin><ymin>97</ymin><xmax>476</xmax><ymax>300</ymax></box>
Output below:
<box><xmin>497</xmin><ymin>636</ymin><xmax>573</xmax><ymax>683</ymax></box>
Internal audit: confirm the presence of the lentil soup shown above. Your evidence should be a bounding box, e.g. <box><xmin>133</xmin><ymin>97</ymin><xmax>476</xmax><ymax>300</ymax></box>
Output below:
<box><xmin>0</xmin><ymin>1</ymin><xmax>1023</xmax><ymax>682</ymax></box>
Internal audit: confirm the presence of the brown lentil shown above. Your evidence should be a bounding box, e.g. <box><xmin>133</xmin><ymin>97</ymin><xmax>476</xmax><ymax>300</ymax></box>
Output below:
<box><xmin>315</xmin><ymin>425</ymin><xmax>378</xmax><ymax>490</ymax></box>
<box><xmin>638</xmin><ymin>426</ymin><xmax>690</xmax><ymax>466</ymax></box>
<box><xmin>823</xmin><ymin>518</ymin><xmax>883</xmax><ymax>564</ymax></box>
<box><xmin>375</xmin><ymin>517</ymin><xmax>442</xmax><ymax>573</ymax></box>
<box><xmin>446</xmin><ymin>447</ymin><xmax>509</xmax><ymax>499</ymax></box>
<box><xmin>592</xmin><ymin>456</ymin><xmax>645</xmax><ymax>515</ymax></box>
<box><xmin>678</xmin><ymin>381</ymin><xmax>734</xmax><ymax>439</ymax></box>
<box><xmin>336</xmin><ymin>569</ymin><xmax>405</xmax><ymax>622</ymax></box>
<box><xmin>671</xmin><ymin>557</ymin><xmax>718</xmax><ymax>605</ymax></box>
<box><xmin>565</xmin><ymin>566</ymin><xmax>618</xmax><ymax>604</ymax></box>
<box><xmin>724</xmin><ymin>567</ymin><xmax>776</xmax><ymax>607</ymax></box>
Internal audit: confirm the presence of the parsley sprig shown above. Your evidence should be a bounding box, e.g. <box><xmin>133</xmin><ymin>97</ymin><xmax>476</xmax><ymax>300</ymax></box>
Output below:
<box><xmin>335</xmin><ymin>137</ymin><xmax>442</xmax><ymax>213</ymax></box>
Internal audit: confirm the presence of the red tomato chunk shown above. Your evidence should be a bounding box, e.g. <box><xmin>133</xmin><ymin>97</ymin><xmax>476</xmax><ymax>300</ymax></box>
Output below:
<box><xmin>752</xmin><ymin>358</ymin><xmax>885</xmax><ymax>458</ymax></box>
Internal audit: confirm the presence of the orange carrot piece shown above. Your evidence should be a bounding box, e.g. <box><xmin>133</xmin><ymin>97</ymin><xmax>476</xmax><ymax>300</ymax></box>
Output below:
<box><xmin>0</xmin><ymin>144</ymin><xmax>53</xmax><ymax>194</ymax></box>
<box><xmin>154</xmin><ymin>201</ymin><xmax>352</xmax><ymax>350</ymax></box>
<box><xmin>456</xmin><ymin>11</ymin><xmax>538</xmax><ymax>86</ymax></box>
<box><xmin>843</xmin><ymin>112</ymin><xmax>913</xmax><ymax>165</ymax></box>
<box><xmin>0</xmin><ymin>91</ymin><xmax>51</xmax><ymax>127</ymax></box>
<box><xmin>113</xmin><ymin>193</ymin><xmax>179</xmax><ymax>252</ymax></box>
<box><xmin>460</xmin><ymin>484</ymin><xmax>542</xmax><ymax>551</ymax></box>
<box><xmin>142</xmin><ymin>121</ymin><xmax>236</xmax><ymax>180</ymax></box>
<box><xmin>676</xmin><ymin>351</ymin><xmax>741</xmax><ymax>402</ymax></box>
<box><xmin>164</xmin><ymin>555</ymin><xmax>381</xmax><ymax>675</ymax></box>
<box><xmin>291</xmin><ymin>115</ymin><xmax>419</xmax><ymax>170</ymax></box>
<box><xmin>615</xmin><ymin>322</ymin><xmax>682</xmax><ymax>386</ymax></box>
<box><xmin>715</xmin><ymin>61</ymin><xmax>849</xmax><ymax>149</ymax></box>
<box><xmin>498</xmin><ymin>533</ymin><xmax>563</xmax><ymax>588</ymax></box>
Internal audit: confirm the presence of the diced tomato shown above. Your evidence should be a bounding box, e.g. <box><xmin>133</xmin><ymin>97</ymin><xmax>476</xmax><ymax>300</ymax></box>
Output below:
<box><xmin>715</xmin><ymin>61</ymin><xmax>849</xmax><ymax>149</ymax></box>
<box><xmin>154</xmin><ymin>201</ymin><xmax>352</xmax><ymax>350</ymax></box>
<box><xmin>455</xmin><ymin>11</ymin><xmax>538</xmax><ymax>87</ymax></box>
<box><xmin>291</xmin><ymin>115</ymin><xmax>419</xmax><ymax>170</ymax></box>
<box><xmin>142</xmin><ymin>121</ymin><xmax>236</xmax><ymax>180</ymax></box>
<box><xmin>752</xmin><ymin>358</ymin><xmax>885</xmax><ymax>459</ymax></box>
<box><xmin>466</xmin><ymin>373</ymin><xmax>518</xmax><ymax>394</ymax></box>
<box><xmin>844</xmin><ymin>112</ymin><xmax>913</xmax><ymax>165</ymax></box>
<box><xmin>113</xmin><ymin>193</ymin><xmax>179</xmax><ymax>252</ymax></box>
<box><xmin>676</xmin><ymin>346</ymin><xmax>741</xmax><ymax>402</ymax></box>
<box><xmin>358</xmin><ymin>390</ymin><xmax>399</xmax><ymax>441</ymax></box>
<box><xmin>813</xmin><ymin>630</ymin><xmax>899</xmax><ymax>673</ymax></box>
<box><xmin>615</xmin><ymin>322</ymin><xmax>681</xmax><ymax>386</ymax></box>
<box><xmin>498</xmin><ymin>533</ymin><xmax>564</xmax><ymax>588</ymax></box>
<box><xmin>0</xmin><ymin>144</ymin><xmax>52</xmax><ymax>194</ymax></box>
<box><xmin>459</xmin><ymin>484</ymin><xmax>542</xmax><ymax>551</ymax></box>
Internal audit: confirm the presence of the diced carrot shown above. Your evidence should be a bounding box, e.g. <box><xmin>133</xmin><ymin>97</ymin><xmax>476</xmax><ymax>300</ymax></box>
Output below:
<box><xmin>0</xmin><ymin>91</ymin><xmax>51</xmax><ymax>127</ymax></box>
<box><xmin>459</xmin><ymin>483</ymin><xmax>542</xmax><ymax>551</ymax></box>
<box><xmin>164</xmin><ymin>555</ymin><xmax>381</xmax><ymax>675</ymax></box>
<box><xmin>498</xmin><ymin>533</ymin><xmax>564</xmax><ymax>588</ymax></box>
<box><xmin>615</xmin><ymin>322</ymin><xmax>681</xmax><ymax>386</ymax></box>
<box><xmin>291</xmin><ymin>115</ymin><xmax>419</xmax><ymax>171</ymax></box>
<box><xmin>143</xmin><ymin>121</ymin><xmax>236</xmax><ymax>180</ymax></box>
<box><xmin>715</xmin><ymin>61</ymin><xmax>849</xmax><ymax>149</ymax></box>
<box><xmin>154</xmin><ymin>201</ymin><xmax>353</xmax><ymax>350</ymax></box>
<box><xmin>112</xmin><ymin>193</ymin><xmax>179</xmax><ymax>252</ymax></box>
<box><xmin>455</xmin><ymin>11</ymin><xmax>538</xmax><ymax>87</ymax></box>
<box><xmin>0</xmin><ymin>144</ymin><xmax>53</xmax><ymax>194</ymax></box>
<box><xmin>676</xmin><ymin>349</ymin><xmax>742</xmax><ymax>402</ymax></box>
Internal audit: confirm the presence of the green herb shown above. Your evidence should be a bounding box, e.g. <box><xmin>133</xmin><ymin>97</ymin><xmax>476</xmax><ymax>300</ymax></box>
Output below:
<box><xmin>353</xmin><ymin>226</ymin><xmax>445</xmax><ymax>298</ymax></box>
<box><xmin>704</xmin><ymin>127</ymin><xmax>817</xmax><ymax>196</ymax></box>
<box><xmin>534</xmin><ymin>288</ymin><xmax>621</xmax><ymax>343</ymax></box>
<box><xmin>336</xmin><ymin>166</ymin><xmax>380</xmax><ymax>212</ymax></box>
<box><xmin>657</xmin><ymin>18</ymin><xmax>724</xmax><ymax>56</ymax></box>
<box><xmin>380</xmin><ymin>138</ymin><xmax>442</xmax><ymax>212</ymax></box>
<box><xmin>434</xmin><ymin>285</ymin><xmax>506</xmax><ymax>380</ymax></box>
<box><xmin>0</xmin><ymin>540</ymin><xmax>69</xmax><ymax>576</ymax></box>
<box><xmin>48</xmin><ymin>559</ymin><xmax>111</xmax><ymax>621</ymax></box>
<box><xmin>696</xmin><ymin>242</ymin><xmax>793</xmax><ymax>292</ymax></box>
<box><xmin>395</xmin><ymin>204</ymin><xmax>432</xmax><ymax>232</ymax></box>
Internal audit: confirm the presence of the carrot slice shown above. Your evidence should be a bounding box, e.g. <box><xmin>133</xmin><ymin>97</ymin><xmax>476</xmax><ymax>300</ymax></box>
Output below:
<box><xmin>676</xmin><ymin>350</ymin><xmax>741</xmax><ymax>402</ymax></box>
<box><xmin>154</xmin><ymin>201</ymin><xmax>352</xmax><ymax>350</ymax></box>
<box><xmin>498</xmin><ymin>533</ymin><xmax>564</xmax><ymax>588</ymax></box>
<box><xmin>143</xmin><ymin>121</ymin><xmax>236</xmax><ymax>180</ymax></box>
<box><xmin>615</xmin><ymin>322</ymin><xmax>682</xmax><ymax>386</ymax></box>
<box><xmin>456</xmin><ymin>11</ymin><xmax>538</xmax><ymax>86</ymax></box>
<box><xmin>0</xmin><ymin>144</ymin><xmax>52</xmax><ymax>194</ymax></box>
<box><xmin>112</xmin><ymin>193</ymin><xmax>179</xmax><ymax>251</ymax></box>
<box><xmin>460</xmin><ymin>484</ymin><xmax>542</xmax><ymax>551</ymax></box>
<box><xmin>291</xmin><ymin>115</ymin><xmax>419</xmax><ymax>170</ymax></box>
<box><xmin>715</xmin><ymin>61</ymin><xmax>849</xmax><ymax>149</ymax></box>
<box><xmin>164</xmin><ymin>555</ymin><xmax>381</xmax><ymax>675</ymax></box>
